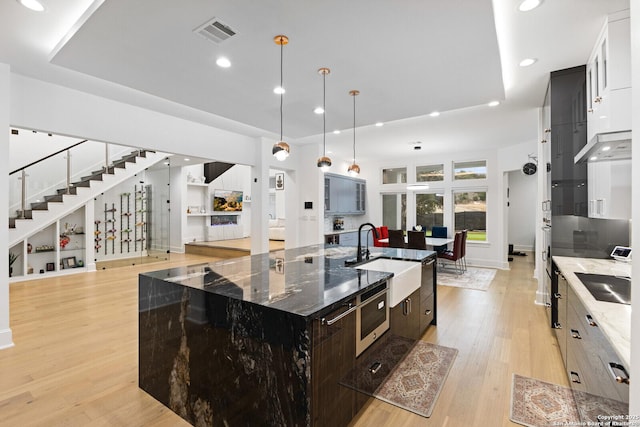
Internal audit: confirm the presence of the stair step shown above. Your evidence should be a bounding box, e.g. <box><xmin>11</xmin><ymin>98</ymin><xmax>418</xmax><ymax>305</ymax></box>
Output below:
<box><xmin>30</xmin><ymin>201</ymin><xmax>49</xmax><ymax>211</ymax></box>
<box><xmin>80</xmin><ymin>173</ymin><xmax>104</xmax><ymax>182</ymax></box>
<box><xmin>57</xmin><ymin>187</ymin><xmax>78</xmax><ymax>195</ymax></box>
<box><xmin>72</xmin><ymin>180</ymin><xmax>91</xmax><ymax>188</ymax></box>
<box><xmin>44</xmin><ymin>194</ymin><xmax>64</xmax><ymax>203</ymax></box>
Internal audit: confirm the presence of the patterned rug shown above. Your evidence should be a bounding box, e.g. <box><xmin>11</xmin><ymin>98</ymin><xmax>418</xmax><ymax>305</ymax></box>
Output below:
<box><xmin>340</xmin><ymin>334</ymin><xmax>457</xmax><ymax>417</ymax></box>
<box><xmin>511</xmin><ymin>374</ymin><xmax>630</xmax><ymax>426</ymax></box>
<box><xmin>437</xmin><ymin>266</ymin><xmax>496</xmax><ymax>291</ymax></box>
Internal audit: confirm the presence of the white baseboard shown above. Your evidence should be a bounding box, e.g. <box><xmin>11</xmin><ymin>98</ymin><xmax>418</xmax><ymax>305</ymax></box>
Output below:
<box><xmin>0</xmin><ymin>328</ymin><xmax>14</xmax><ymax>350</ymax></box>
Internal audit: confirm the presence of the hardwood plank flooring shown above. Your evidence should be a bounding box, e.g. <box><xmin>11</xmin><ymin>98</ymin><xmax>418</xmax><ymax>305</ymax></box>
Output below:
<box><xmin>0</xmin><ymin>251</ymin><xmax>566</xmax><ymax>426</ymax></box>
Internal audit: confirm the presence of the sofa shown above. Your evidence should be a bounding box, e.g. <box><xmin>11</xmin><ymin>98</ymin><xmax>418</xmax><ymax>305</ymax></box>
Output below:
<box><xmin>268</xmin><ymin>218</ymin><xmax>285</xmax><ymax>241</ymax></box>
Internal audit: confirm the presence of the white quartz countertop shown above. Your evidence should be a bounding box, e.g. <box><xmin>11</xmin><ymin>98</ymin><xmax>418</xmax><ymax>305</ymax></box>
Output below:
<box><xmin>552</xmin><ymin>256</ymin><xmax>631</xmax><ymax>368</ymax></box>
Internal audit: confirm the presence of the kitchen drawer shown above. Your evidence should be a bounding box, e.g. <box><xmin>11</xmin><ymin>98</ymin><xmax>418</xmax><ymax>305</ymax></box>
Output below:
<box><xmin>419</xmin><ymin>293</ymin><xmax>434</xmax><ymax>334</ymax></box>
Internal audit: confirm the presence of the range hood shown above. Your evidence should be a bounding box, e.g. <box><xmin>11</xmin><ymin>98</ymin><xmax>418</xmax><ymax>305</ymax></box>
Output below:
<box><xmin>574</xmin><ymin>130</ymin><xmax>632</xmax><ymax>164</ymax></box>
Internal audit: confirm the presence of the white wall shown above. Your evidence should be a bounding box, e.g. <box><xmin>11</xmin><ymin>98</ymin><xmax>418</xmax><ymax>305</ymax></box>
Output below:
<box><xmin>0</xmin><ymin>63</ymin><xmax>13</xmax><ymax>349</ymax></box>
<box><xmin>629</xmin><ymin>0</ymin><xmax>639</xmax><ymax>416</ymax></box>
<box><xmin>507</xmin><ymin>170</ymin><xmax>537</xmax><ymax>252</ymax></box>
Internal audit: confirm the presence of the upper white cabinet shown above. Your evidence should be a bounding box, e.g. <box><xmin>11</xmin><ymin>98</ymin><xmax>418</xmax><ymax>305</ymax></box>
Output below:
<box><xmin>587</xmin><ymin>159</ymin><xmax>631</xmax><ymax>219</ymax></box>
<box><xmin>324</xmin><ymin>173</ymin><xmax>366</xmax><ymax>215</ymax></box>
<box><xmin>586</xmin><ymin>10</ymin><xmax>631</xmax><ymax>142</ymax></box>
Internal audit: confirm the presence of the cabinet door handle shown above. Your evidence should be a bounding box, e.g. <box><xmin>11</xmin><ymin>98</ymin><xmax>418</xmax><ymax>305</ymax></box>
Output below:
<box><xmin>570</xmin><ymin>371</ymin><xmax>582</xmax><ymax>384</ymax></box>
<box><xmin>544</xmin><ymin>128</ymin><xmax>551</xmax><ymax>134</ymax></box>
<box><xmin>554</xmin><ymin>293</ymin><xmax>562</xmax><ymax>299</ymax></box>
<box><xmin>553</xmin><ymin>322</ymin><xmax>562</xmax><ymax>329</ymax></box>
<box><xmin>424</xmin><ymin>309</ymin><xmax>432</xmax><ymax>315</ymax></box>
<box><xmin>587</xmin><ymin>108</ymin><xmax>594</xmax><ymax>113</ymax></box>
<box><xmin>608</xmin><ymin>362</ymin><xmax>630</xmax><ymax>385</ymax></box>
<box><xmin>407</xmin><ymin>297</ymin><xmax>412</xmax><ymax>314</ymax></box>
<box><xmin>570</xmin><ymin>329</ymin><xmax>582</xmax><ymax>339</ymax></box>
<box><xmin>585</xmin><ymin>314</ymin><xmax>597</xmax><ymax>327</ymax></box>
<box><xmin>423</xmin><ymin>259</ymin><xmax>435</xmax><ymax>266</ymax></box>
<box><xmin>594</xmin><ymin>96</ymin><xmax>602</xmax><ymax>103</ymax></box>
<box><xmin>321</xmin><ymin>304</ymin><xmax>358</xmax><ymax>326</ymax></box>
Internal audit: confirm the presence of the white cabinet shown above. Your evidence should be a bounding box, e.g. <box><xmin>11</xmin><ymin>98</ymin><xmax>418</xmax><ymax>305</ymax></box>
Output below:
<box><xmin>324</xmin><ymin>173</ymin><xmax>366</xmax><ymax>215</ymax></box>
<box><xmin>587</xmin><ymin>160</ymin><xmax>631</xmax><ymax>219</ymax></box>
<box><xmin>586</xmin><ymin>10</ymin><xmax>631</xmax><ymax>142</ymax></box>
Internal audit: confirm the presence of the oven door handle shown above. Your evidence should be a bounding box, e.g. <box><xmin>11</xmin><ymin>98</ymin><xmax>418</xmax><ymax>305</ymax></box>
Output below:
<box><xmin>359</xmin><ymin>289</ymin><xmax>389</xmax><ymax>306</ymax></box>
<box><xmin>322</xmin><ymin>304</ymin><xmax>358</xmax><ymax>326</ymax></box>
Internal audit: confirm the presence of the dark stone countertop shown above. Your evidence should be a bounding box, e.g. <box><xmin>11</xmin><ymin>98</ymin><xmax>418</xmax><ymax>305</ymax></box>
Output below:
<box><xmin>140</xmin><ymin>244</ymin><xmax>434</xmax><ymax>319</ymax></box>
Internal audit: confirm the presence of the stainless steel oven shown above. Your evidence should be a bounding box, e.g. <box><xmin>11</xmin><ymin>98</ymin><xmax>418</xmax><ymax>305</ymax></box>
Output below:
<box><xmin>355</xmin><ymin>282</ymin><xmax>389</xmax><ymax>357</ymax></box>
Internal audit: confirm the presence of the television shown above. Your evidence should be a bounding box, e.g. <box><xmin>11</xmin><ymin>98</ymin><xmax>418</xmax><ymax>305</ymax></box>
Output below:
<box><xmin>213</xmin><ymin>189</ymin><xmax>243</xmax><ymax>212</ymax></box>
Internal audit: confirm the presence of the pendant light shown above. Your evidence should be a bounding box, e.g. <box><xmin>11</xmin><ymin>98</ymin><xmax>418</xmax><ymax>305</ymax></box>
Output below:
<box><xmin>272</xmin><ymin>35</ymin><xmax>290</xmax><ymax>161</ymax></box>
<box><xmin>347</xmin><ymin>90</ymin><xmax>361</xmax><ymax>176</ymax></box>
<box><xmin>316</xmin><ymin>67</ymin><xmax>332</xmax><ymax>172</ymax></box>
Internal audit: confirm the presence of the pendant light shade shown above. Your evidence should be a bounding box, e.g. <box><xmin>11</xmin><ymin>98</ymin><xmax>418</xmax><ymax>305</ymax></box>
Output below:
<box><xmin>316</xmin><ymin>67</ymin><xmax>332</xmax><ymax>172</ymax></box>
<box><xmin>348</xmin><ymin>90</ymin><xmax>361</xmax><ymax>177</ymax></box>
<box><xmin>272</xmin><ymin>35</ymin><xmax>290</xmax><ymax>161</ymax></box>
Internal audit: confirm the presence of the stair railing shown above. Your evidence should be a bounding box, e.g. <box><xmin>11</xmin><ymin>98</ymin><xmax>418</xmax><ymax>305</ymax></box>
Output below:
<box><xmin>9</xmin><ymin>141</ymin><xmax>134</xmax><ymax>219</ymax></box>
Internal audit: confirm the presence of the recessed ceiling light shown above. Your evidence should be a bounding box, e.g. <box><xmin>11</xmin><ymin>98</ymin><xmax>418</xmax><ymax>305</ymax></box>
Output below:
<box><xmin>17</xmin><ymin>0</ymin><xmax>45</xmax><ymax>12</ymax></box>
<box><xmin>375</xmin><ymin>122</ymin><xmax>384</xmax><ymax>127</ymax></box>
<box><xmin>164</xmin><ymin>161</ymin><xmax>170</xmax><ymax>166</ymax></box>
<box><xmin>314</xmin><ymin>107</ymin><xmax>324</xmax><ymax>115</ymax></box>
<box><xmin>519</xmin><ymin>58</ymin><xmax>537</xmax><ymax>67</ymax></box>
<box><xmin>518</xmin><ymin>0</ymin><xmax>541</xmax><ymax>12</ymax></box>
<box><xmin>184</xmin><ymin>158</ymin><xmax>191</xmax><ymax>161</ymax></box>
<box><xmin>429</xmin><ymin>111</ymin><xmax>440</xmax><ymax>117</ymax></box>
<box><xmin>601</xmin><ymin>146</ymin><xmax>611</xmax><ymax>151</ymax></box>
<box><xmin>488</xmin><ymin>101</ymin><xmax>500</xmax><ymax>107</ymax></box>
<box><xmin>590</xmin><ymin>156</ymin><xmax>598</xmax><ymax>161</ymax></box>
<box><xmin>333</xmin><ymin>130</ymin><xmax>341</xmax><ymax>134</ymax></box>
<box><xmin>216</xmin><ymin>57</ymin><xmax>231</xmax><ymax>68</ymax></box>
<box><xmin>273</xmin><ymin>86</ymin><xmax>285</xmax><ymax>95</ymax></box>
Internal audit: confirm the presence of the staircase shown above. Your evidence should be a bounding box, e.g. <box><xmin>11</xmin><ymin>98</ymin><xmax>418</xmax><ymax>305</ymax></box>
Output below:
<box><xmin>9</xmin><ymin>150</ymin><xmax>167</xmax><ymax>247</ymax></box>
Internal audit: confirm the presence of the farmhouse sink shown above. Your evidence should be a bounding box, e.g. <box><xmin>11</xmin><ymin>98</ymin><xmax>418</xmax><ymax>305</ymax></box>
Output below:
<box><xmin>355</xmin><ymin>258</ymin><xmax>421</xmax><ymax>307</ymax></box>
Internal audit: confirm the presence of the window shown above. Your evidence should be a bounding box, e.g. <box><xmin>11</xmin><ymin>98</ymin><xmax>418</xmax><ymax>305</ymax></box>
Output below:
<box><xmin>454</xmin><ymin>160</ymin><xmax>487</xmax><ymax>180</ymax></box>
<box><xmin>416</xmin><ymin>164</ymin><xmax>444</xmax><ymax>182</ymax></box>
<box><xmin>415</xmin><ymin>193</ymin><xmax>443</xmax><ymax>235</ymax></box>
<box><xmin>382</xmin><ymin>168</ymin><xmax>407</xmax><ymax>184</ymax></box>
<box><xmin>454</xmin><ymin>191</ymin><xmax>486</xmax><ymax>241</ymax></box>
<box><xmin>382</xmin><ymin>193</ymin><xmax>406</xmax><ymax>231</ymax></box>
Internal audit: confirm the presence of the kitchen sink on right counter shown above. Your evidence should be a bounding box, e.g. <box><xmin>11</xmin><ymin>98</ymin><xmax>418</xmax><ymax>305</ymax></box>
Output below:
<box><xmin>552</xmin><ymin>256</ymin><xmax>631</xmax><ymax>419</ymax></box>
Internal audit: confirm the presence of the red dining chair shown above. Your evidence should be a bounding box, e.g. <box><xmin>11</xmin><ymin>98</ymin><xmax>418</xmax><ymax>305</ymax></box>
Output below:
<box><xmin>373</xmin><ymin>226</ymin><xmax>389</xmax><ymax>247</ymax></box>
<box><xmin>460</xmin><ymin>229</ymin><xmax>468</xmax><ymax>271</ymax></box>
<box><xmin>438</xmin><ymin>231</ymin><xmax>464</xmax><ymax>274</ymax></box>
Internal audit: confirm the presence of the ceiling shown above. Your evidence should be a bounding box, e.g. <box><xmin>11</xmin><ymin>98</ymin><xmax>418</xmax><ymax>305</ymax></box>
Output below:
<box><xmin>0</xmin><ymin>0</ymin><xmax>630</xmax><ymax>165</ymax></box>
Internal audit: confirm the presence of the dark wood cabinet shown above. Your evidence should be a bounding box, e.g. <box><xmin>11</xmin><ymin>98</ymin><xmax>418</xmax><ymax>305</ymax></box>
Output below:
<box><xmin>550</xmin><ymin>66</ymin><xmax>588</xmax><ymax>217</ymax></box>
<box><xmin>311</xmin><ymin>299</ymin><xmax>358</xmax><ymax>427</ymax></box>
<box><xmin>420</xmin><ymin>257</ymin><xmax>436</xmax><ymax>331</ymax></box>
<box><xmin>390</xmin><ymin>288</ymin><xmax>421</xmax><ymax>339</ymax></box>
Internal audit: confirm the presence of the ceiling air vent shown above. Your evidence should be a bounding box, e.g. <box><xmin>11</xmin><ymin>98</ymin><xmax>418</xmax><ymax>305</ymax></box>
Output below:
<box><xmin>194</xmin><ymin>17</ymin><xmax>237</xmax><ymax>44</ymax></box>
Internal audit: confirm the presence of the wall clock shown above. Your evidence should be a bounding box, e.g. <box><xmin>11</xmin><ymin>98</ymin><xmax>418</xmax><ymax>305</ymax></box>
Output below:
<box><xmin>522</xmin><ymin>162</ymin><xmax>537</xmax><ymax>175</ymax></box>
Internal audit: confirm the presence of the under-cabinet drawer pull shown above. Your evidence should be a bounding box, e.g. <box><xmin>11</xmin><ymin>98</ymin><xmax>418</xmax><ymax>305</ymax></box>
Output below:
<box><xmin>321</xmin><ymin>304</ymin><xmax>358</xmax><ymax>326</ymax></box>
<box><xmin>570</xmin><ymin>329</ymin><xmax>582</xmax><ymax>339</ymax></box>
<box><xmin>585</xmin><ymin>314</ymin><xmax>597</xmax><ymax>327</ymax></box>
<box><xmin>553</xmin><ymin>322</ymin><xmax>562</xmax><ymax>329</ymax></box>
<box><xmin>369</xmin><ymin>361</ymin><xmax>382</xmax><ymax>374</ymax></box>
<box><xmin>570</xmin><ymin>371</ymin><xmax>581</xmax><ymax>384</ymax></box>
<box><xmin>423</xmin><ymin>259</ymin><xmax>436</xmax><ymax>266</ymax></box>
<box><xmin>608</xmin><ymin>363</ymin><xmax>630</xmax><ymax>385</ymax></box>
<box><xmin>424</xmin><ymin>309</ymin><xmax>432</xmax><ymax>315</ymax></box>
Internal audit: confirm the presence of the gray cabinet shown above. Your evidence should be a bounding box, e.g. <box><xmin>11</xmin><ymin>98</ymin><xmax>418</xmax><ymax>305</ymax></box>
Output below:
<box><xmin>324</xmin><ymin>173</ymin><xmax>366</xmax><ymax>215</ymax></box>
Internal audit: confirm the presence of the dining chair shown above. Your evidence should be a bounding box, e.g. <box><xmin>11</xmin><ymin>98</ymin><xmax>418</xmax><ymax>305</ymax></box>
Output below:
<box><xmin>388</xmin><ymin>229</ymin><xmax>406</xmax><ymax>248</ymax></box>
<box><xmin>460</xmin><ymin>229</ymin><xmax>468</xmax><ymax>271</ymax></box>
<box><xmin>431</xmin><ymin>226</ymin><xmax>448</xmax><ymax>253</ymax></box>
<box><xmin>373</xmin><ymin>227</ymin><xmax>389</xmax><ymax>247</ymax></box>
<box><xmin>437</xmin><ymin>231</ymin><xmax>464</xmax><ymax>274</ymax></box>
<box><xmin>407</xmin><ymin>230</ymin><xmax>427</xmax><ymax>250</ymax></box>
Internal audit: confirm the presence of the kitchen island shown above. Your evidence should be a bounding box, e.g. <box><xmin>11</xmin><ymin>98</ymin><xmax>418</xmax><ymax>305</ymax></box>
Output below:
<box><xmin>139</xmin><ymin>244</ymin><xmax>436</xmax><ymax>427</ymax></box>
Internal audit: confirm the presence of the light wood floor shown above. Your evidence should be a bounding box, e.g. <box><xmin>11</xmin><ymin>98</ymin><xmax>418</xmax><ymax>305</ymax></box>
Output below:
<box><xmin>0</xmin><ymin>252</ymin><xmax>567</xmax><ymax>426</ymax></box>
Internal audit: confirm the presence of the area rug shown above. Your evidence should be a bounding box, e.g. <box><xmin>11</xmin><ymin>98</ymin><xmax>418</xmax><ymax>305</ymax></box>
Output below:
<box><xmin>437</xmin><ymin>266</ymin><xmax>496</xmax><ymax>291</ymax></box>
<box><xmin>510</xmin><ymin>374</ymin><xmax>580</xmax><ymax>427</ymax></box>
<box><xmin>340</xmin><ymin>334</ymin><xmax>457</xmax><ymax>417</ymax></box>
<box><xmin>510</xmin><ymin>374</ymin><xmax>629</xmax><ymax>426</ymax></box>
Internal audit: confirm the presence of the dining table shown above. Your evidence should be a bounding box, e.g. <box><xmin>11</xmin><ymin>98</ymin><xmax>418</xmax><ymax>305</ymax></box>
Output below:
<box><xmin>378</xmin><ymin>236</ymin><xmax>455</xmax><ymax>247</ymax></box>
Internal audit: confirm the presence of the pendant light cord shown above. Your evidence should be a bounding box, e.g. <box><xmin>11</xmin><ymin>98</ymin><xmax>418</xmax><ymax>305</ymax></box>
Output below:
<box><xmin>323</xmin><ymin>72</ymin><xmax>326</xmax><ymax>155</ymax></box>
<box><xmin>279</xmin><ymin>42</ymin><xmax>284</xmax><ymax>141</ymax></box>
<box><xmin>352</xmin><ymin>93</ymin><xmax>356</xmax><ymax>163</ymax></box>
